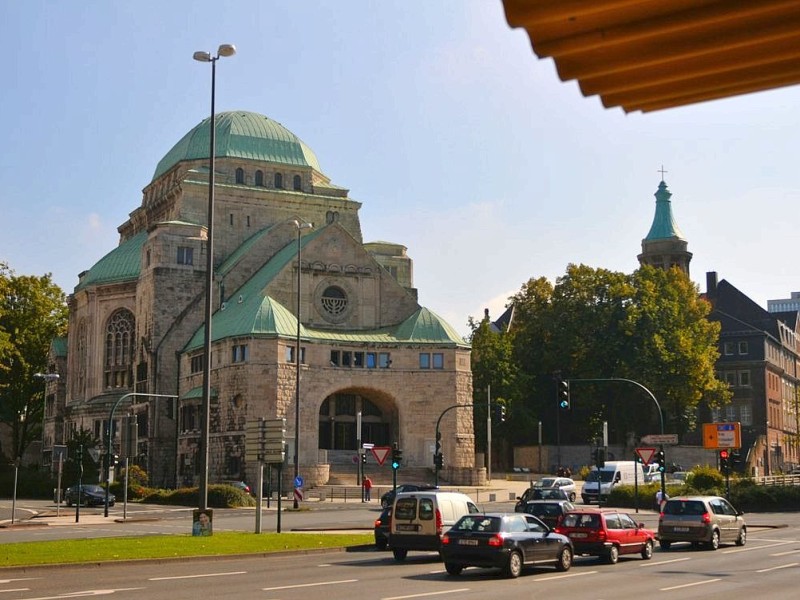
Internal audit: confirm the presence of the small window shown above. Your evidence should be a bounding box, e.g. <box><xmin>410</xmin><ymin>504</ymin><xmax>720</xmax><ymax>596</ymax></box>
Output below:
<box><xmin>379</xmin><ymin>353</ymin><xmax>391</xmax><ymax>368</ymax></box>
<box><xmin>232</xmin><ymin>344</ymin><xmax>248</xmax><ymax>363</ymax></box>
<box><xmin>274</xmin><ymin>172</ymin><xmax>283</xmax><ymax>188</ymax></box>
<box><xmin>739</xmin><ymin>370</ymin><xmax>750</xmax><ymax>386</ymax></box>
<box><xmin>738</xmin><ymin>341</ymin><xmax>748</xmax><ymax>355</ymax></box>
<box><xmin>342</xmin><ymin>351</ymin><xmax>352</xmax><ymax>367</ymax></box>
<box><xmin>235</xmin><ymin>168</ymin><xmax>245</xmax><ymax>184</ymax></box>
<box><xmin>724</xmin><ymin>372</ymin><xmax>736</xmax><ymax>386</ymax></box>
<box><xmin>419</xmin><ymin>353</ymin><xmax>431</xmax><ymax>369</ymax></box>
<box><xmin>725</xmin><ymin>405</ymin><xmax>737</xmax><ymax>421</ymax></box>
<box><xmin>177</xmin><ymin>247</ymin><xmax>194</xmax><ymax>265</ymax></box>
<box><xmin>354</xmin><ymin>352</ymin><xmax>364</xmax><ymax>367</ymax></box>
<box><xmin>740</xmin><ymin>404</ymin><xmax>752</xmax><ymax>426</ymax></box>
<box><xmin>330</xmin><ymin>350</ymin><xmax>340</xmax><ymax>366</ymax></box>
<box><xmin>229</xmin><ymin>213</ymin><xmax>234</xmax><ymax>225</ymax></box>
<box><xmin>419</xmin><ymin>498</ymin><xmax>434</xmax><ymax>520</ymax></box>
<box><xmin>190</xmin><ymin>355</ymin><xmax>204</xmax><ymax>373</ymax></box>
<box><xmin>366</xmin><ymin>353</ymin><xmax>376</xmax><ymax>368</ymax></box>
<box><xmin>255</xmin><ymin>170</ymin><xmax>264</xmax><ymax>186</ymax></box>
<box><xmin>293</xmin><ymin>174</ymin><xmax>302</xmax><ymax>190</ymax></box>
<box><xmin>723</xmin><ymin>342</ymin><xmax>735</xmax><ymax>355</ymax></box>
<box><xmin>286</xmin><ymin>346</ymin><xmax>295</xmax><ymax>363</ymax></box>
<box><xmin>432</xmin><ymin>353</ymin><xmax>444</xmax><ymax>369</ymax></box>
<box><xmin>246</xmin><ymin>215</ymin><xmax>251</xmax><ymax>227</ymax></box>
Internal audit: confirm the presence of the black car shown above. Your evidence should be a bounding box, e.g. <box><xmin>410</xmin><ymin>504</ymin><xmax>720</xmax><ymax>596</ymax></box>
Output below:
<box><xmin>374</xmin><ymin>505</ymin><xmax>392</xmax><ymax>550</ymax></box>
<box><xmin>440</xmin><ymin>512</ymin><xmax>573</xmax><ymax>578</ymax></box>
<box><xmin>65</xmin><ymin>484</ymin><xmax>115</xmax><ymax>507</ymax></box>
<box><xmin>519</xmin><ymin>499</ymin><xmax>575</xmax><ymax>528</ymax></box>
<box><xmin>514</xmin><ymin>487</ymin><xmax>570</xmax><ymax>511</ymax></box>
<box><xmin>380</xmin><ymin>483</ymin><xmax>438</xmax><ymax>509</ymax></box>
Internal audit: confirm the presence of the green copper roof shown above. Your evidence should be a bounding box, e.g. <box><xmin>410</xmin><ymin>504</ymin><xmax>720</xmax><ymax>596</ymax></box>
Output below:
<box><xmin>152</xmin><ymin>111</ymin><xmax>322</xmax><ymax>182</ymax></box>
<box><xmin>644</xmin><ymin>180</ymin><xmax>685</xmax><ymax>241</ymax></box>
<box><xmin>75</xmin><ymin>231</ymin><xmax>147</xmax><ymax>291</ymax></box>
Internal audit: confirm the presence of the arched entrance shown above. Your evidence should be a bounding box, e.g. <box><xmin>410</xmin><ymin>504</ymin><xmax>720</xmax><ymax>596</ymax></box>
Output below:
<box><xmin>318</xmin><ymin>390</ymin><xmax>394</xmax><ymax>450</ymax></box>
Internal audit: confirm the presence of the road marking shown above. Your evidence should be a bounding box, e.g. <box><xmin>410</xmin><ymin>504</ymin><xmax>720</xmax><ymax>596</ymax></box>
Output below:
<box><xmin>0</xmin><ymin>589</ymin><xmax>31</xmax><ymax>593</ymax></box>
<box><xmin>771</xmin><ymin>549</ymin><xmax>800</xmax><ymax>557</ymax></box>
<box><xmin>383</xmin><ymin>589</ymin><xmax>470</xmax><ymax>600</ymax></box>
<box><xmin>262</xmin><ymin>579</ymin><xmax>358</xmax><ymax>591</ymax></box>
<box><xmin>535</xmin><ymin>571</ymin><xmax>598</xmax><ymax>581</ymax></box>
<box><xmin>723</xmin><ymin>541</ymin><xmax>795</xmax><ymax>554</ymax></box>
<box><xmin>0</xmin><ymin>579</ymin><xmax>40</xmax><ymax>584</ymax></box>
<box><xmin>756</xmin><ymin>562</ymin><xmax>798</xmax><ymax>573</ymax></box>
<box><xmin>20</xmin><ymin>588</ymin><xmax>145</xmax><ymax>599</ymax></box>
<box><xmin>317</xmin><ymin>563</ymin><xmax>333</xmax><ymax>567</ymax></box>
<box><xmin>638</xmin><ymin>557</ymin><xmax>690</xmax><ymax>567</ymax></box>
<box><xmin>149</xmin><ymin>571</ymin><xmax>246</xmax><ymax>581</ymax></box>
<box><xmin>660</xmin><ymin>579</ymin><xmax>721</xmax><ymax>591</ymax></box>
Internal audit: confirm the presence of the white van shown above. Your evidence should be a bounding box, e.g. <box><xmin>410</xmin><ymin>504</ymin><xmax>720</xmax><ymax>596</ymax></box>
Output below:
<box><xmin>581</xmin><ymin>461</ymin><xmax>646</xmax><ymax>504</ymax></box>
<box><xmin>389</xmin><ymin>490</ymin><xmax>480</xmax><ymax>561</ymax></box>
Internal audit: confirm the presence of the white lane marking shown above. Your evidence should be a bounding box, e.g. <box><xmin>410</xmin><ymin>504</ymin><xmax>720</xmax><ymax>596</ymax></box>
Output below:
<box><xmin>638</xmin><ymin>557</ymin><xmax>691</xmax><ymax>567</ymax></box>
<box><xmin>149</xmin><ymin>571</ymin><xmax>246</xmax><ymax>581</ymax></box>
<box><xmin>0</xmin><ymin>589</ymin><xmax>31</xmax><ymax>593</ymax></box>
<box><xmin>262</xmin><ymin>579</ymin><xmax>358</xmax><ymax>591</ymax></box>
<box><xmin>317</xmin><ymin>564</ymin><xmax>333</xmax><ymax>567</ymax></box>
<box><xmin>756</xmin><ymin>562</ymin><xmax>798</xmax><ymax>573</ymax></box>
<box><xmin>383</xmin><ymin>589</ymin><xmax>470</xmax><ymax>600</ymax></box>
<box><xmin>534</xmin><ymin>570</ymin><xmax>598</xmax><ymax>581</ymax></box>
<box><xmin>0</xmin><ymin>578</ymin><xmax>40</xmax><ymax>583</ymax></box>
<box><xmin>723</xmin><ymin>541</ymin><xmax>796</xmax><ymax>554</ymax></box>
<box><xmin>20</xmin><ymin>588</ymin><xmax>145</xmax><ymax>599</ymax></box>
<box><xmin>771</xmin><ymin>549</ymin><xmax>800</xmax><ymax>557</ymax></box>
<box><xmin>660</xmin><ymin>578</ymin><xmax>721</xmax><ymax>591</ymax></box>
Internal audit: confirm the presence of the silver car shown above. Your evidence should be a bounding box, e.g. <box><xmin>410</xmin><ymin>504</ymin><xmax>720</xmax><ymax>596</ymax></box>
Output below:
<box><xmin>657</xmin><ymin>495</ymin><xmax>746</xmax><ymax>550</ymax></box>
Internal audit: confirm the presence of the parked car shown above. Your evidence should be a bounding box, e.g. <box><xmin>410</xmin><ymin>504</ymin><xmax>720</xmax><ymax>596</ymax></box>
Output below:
<box><xmin>519</xmin><ymin>500</ymin><xmax>575</xmax><ymax>528</ymax></box>
<box><xmin>221</xmin><ymin>480</ymin><xmax>253</xmax><ymax>496</ymax></box>
<box><xmin>533</xmin><ymin>477</ymin><xmax>577</xmax><ymax>501</ymax></box>
<box><xmin>374</xmin><ymin>506</ymin><xmax>392</xmax><ymax>550</ymax></box>
<box><xmin>65</xmin><ymin>484</ymin><xmax>115</xmax><ymax>507</ymax></box>
<box><xmin>440</xmin><ymin>512</ymin><xmax>573</xmax><ymax>578</ymax></box>
<box><xmin>380</xmin><ymin>483</ymin><xmax>437</xmax><ymax>509</ymax></box>
<box><xmin>515</xmin><ymin>486</ymin><xmax>570</xmax><ymax>510</ymax></box>
<box><xmin>657</xmin><ymin>495</ymin><xmax>746</xmax><ymax>550</ymax></box>
<box><xmin>554</xmin><ymin>508</ymin><xmax>655</xmax><ymax>563</ymax></box>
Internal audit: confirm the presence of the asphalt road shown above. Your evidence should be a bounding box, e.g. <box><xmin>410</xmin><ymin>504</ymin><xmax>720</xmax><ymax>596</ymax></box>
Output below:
<box><xmin>1</xmin><ymin>523</ymin><xmax>800</xmax><ymax>599</ymax></box>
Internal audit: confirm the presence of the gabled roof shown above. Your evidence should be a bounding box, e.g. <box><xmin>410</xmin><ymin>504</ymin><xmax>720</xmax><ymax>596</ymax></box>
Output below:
<box><xmin>75</xmin><ymin>231</ymin><xmax>147</xmax><ymax>291</ymax></box>
<box><xmin>707</xmin><ymin>278</ymin><xmax>787</xmax><ymax>341</ymax></box>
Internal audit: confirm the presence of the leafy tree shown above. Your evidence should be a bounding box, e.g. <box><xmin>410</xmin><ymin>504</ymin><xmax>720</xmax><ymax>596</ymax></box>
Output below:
<box><xmin>0</xmin><ymin>263</ymin><xmax>68</xmax><ymax>460</ymax></box>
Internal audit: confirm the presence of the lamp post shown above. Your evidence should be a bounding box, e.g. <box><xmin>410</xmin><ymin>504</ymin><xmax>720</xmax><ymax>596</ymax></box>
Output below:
<box><xmin>193</xmin><ymin>43</ymin><xmax>236</xmax><ymax>512</ymax></box>
<box><xmin>34</xmin><ymin>372</ymin><xmax>60</xmax><ymax>463</ymax></box>
<box><xmin>293</xmin><ymin>219</ymin><xmax>313</xmax><ymax>508</ymax></box>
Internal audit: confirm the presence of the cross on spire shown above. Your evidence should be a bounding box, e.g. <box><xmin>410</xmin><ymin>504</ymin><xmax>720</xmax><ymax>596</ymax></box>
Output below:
<box><xmin>658</xmin><ymin>165</ymin><xmax>668</xmax><ymax>181</ymax></box>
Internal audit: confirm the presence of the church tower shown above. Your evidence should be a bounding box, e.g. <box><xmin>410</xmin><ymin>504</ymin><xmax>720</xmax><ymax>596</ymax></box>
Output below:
<box><xmin>638</xmin><ymin>178</ymin><xmax>692</xmax><ymax>276</ymax></box>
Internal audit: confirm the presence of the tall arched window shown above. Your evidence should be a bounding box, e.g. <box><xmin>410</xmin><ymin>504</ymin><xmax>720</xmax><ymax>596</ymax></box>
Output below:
<box><xmin>293</xmin><ymin>174</ymin><xmax>302</xmax><ymax>190</ymax></box>
<box><xmin>274</xmin><ymin>172</ymin><xmax>283</xmax><ymax>189</ymax></box>
<box><xmin>255</xmin><ymin>170</ymin><xmax>264</xmax><ymax>186</ymax></box>
<box><xmin>235</xmin><ymin>168</ymin><xmax>245</xmax><ymax>184</ymax></box>
<box><xmin>104</xmin><ymin>309</ymin><xmax>135</xmax><ymax>389</ymax></box>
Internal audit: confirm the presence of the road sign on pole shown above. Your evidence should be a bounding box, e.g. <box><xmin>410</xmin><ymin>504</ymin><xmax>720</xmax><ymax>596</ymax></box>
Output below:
<box><xmin>371</xmin><ymin>446</ymin><xmax>391</xmax><ymax>466</ymax></box>
<box><xmin>635</xmin><ymin>447</ymin><xmax>657</xmax><ymax>465</ymax></box>
<box><xmin>703</xmin><ymin>422</ymin><xmax>741</xmax><ymax>449</ymax></box>
<box><xmin>641</xmin><ymin>434</ymin><xmax>678</xmax><ymax>445</ymax></box>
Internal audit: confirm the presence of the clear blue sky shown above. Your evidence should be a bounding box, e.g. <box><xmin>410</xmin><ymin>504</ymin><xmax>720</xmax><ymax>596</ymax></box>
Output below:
<box><xmin>3</xmin><ymin>1</ymin><xmax>798</xmax><ymax>336</ymax></box>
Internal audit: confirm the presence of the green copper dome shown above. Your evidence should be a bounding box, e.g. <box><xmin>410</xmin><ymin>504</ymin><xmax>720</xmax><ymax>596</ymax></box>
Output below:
<box><xmin>644</xmin><ymin>180</ymin><xmax>685</xmax><ymax>241</ymax></box>
<box><xmin>152</xmin><ymin>111</ymin><xmax>322</xmax><ymax>181</ymax></box>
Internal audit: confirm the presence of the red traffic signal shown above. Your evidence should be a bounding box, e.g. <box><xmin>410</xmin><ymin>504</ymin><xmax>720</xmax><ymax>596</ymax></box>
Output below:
<box><xmin>719</xmin><ymin>449</ymin><xmax>729</xmax><ymax>459</ymax></box>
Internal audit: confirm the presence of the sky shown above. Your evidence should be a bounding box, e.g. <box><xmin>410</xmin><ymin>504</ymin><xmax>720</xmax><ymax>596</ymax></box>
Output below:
<box><xmin>3</xmin><ymin>1</ymin><xmax>799</xmax><ymax>337</ymax></box>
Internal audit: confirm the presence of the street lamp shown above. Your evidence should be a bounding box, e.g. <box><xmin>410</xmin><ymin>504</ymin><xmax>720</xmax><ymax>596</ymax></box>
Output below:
<box><xmin>293</xmin><ymin>219</ymin><xmax>313</xmax><ymax>508</ymax></box>
<box><xmin>193</xmin><ymin>43</ymin><xmax>236</xmax><ymax>512</ymax></box>
<box><xmin>34</xmin><ymin>372</ymin><xmax>60</xmax><ymax>462</ymax></box>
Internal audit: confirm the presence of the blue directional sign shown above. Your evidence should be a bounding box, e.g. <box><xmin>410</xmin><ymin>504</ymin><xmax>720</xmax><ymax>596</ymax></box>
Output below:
<box><xmin>294</xmin><ymin>475</ymin><xmax>304</xmax><ymax>488</ymax></box>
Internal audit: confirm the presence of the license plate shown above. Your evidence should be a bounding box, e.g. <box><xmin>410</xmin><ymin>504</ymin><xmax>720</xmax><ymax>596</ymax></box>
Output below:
<box><xmin>458</xmin><ymin>539</ymin><xmax>479</xmax><ymax>546</ymax></box>
<box><xmin>570</xmin><ymin>532</ymin><xmax>588</xmax><ymax>538</ymax></box>
<box><xmin>396</xmin><ymin>524</ymin><xmax>418</xmax><ymax>532</ymax></box>
<box><xmin>673</xmin><ymin>527</ymin><xmax>690</xmax><ymax>532</ymax></box>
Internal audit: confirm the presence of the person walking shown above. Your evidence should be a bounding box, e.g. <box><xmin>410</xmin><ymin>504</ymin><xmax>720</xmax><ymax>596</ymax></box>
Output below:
<box><xmin>363</xmin><ymin>475</ymin><xmax>373</xmax><ymax>501</ymax></box>
<box><xmin>655</xmin><ymin>489</ymin><xmax>668</xmax><ymax>511</ymax></box>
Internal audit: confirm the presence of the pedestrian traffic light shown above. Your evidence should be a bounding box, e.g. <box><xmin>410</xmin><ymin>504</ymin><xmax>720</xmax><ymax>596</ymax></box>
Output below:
<box><xmin>654</xmin><ymin>450</ymin><xmax>666</xmax><ymax>473</ymax></box>
<box><xmin>558</xmin><ymin>379</ymin><xmax>570</xmax><ymax>409</ymax></box>
<box><xmin>391</xmin><ymin>445</ymin><xmax>403</xmax><ymax>470</ymax></box>
<box><xmin>719</xmin><ymin>449</ymin><xmax>730</xmax><ymax>474</ymax></box>
<box><xmin>434</xmin><ymin>453</ymin><xmax>444</xmax><ymax>468</ymax></box>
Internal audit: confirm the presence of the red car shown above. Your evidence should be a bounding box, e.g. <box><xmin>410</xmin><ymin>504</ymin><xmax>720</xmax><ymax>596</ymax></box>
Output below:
<box><xmin>554</xmin><ymin>508</ymin><xmax>655</xmax><ymax>564</ymax></box>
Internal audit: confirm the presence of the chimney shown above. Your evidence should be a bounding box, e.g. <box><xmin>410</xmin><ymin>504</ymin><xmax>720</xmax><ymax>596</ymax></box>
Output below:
<box><xmin>706</xmin><ymin>272</ymin><xmax>718</xmax><ymax>299</ymax></box>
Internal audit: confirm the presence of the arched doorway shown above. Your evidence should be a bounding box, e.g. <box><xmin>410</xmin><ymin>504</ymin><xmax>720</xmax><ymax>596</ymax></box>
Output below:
<box><xmin>318</xmin><ymin>391</ymin><xmax>393</xmax><ymax>450</ymax></box>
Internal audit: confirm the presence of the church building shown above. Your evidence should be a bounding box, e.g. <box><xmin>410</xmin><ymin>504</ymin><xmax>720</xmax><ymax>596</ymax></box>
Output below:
<box><xmin>45</xmin><ymin>111</ymin><xmax>477</xmax><ymax>488</ymax></box>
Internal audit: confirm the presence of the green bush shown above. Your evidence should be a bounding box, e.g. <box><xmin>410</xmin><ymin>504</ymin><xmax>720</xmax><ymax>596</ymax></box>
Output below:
<box><xmin>686</xmin><ymin>464</ymin><xmax>724</xmax><ymax>493</ymax></box>
<box><xmin>137</xmin><ymin>484</ymin><xmax>255</xmax><ymax>508</ymax></box>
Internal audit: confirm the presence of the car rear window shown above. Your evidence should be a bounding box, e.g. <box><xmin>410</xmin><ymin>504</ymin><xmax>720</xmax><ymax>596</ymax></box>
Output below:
<box><xmin>663</xmin><ymin>500</ymin><xmax>706</xmax><ymax>515</ymax></box>
<box><xmin>561</xmin><ymin>513</ymin><xmax>600</xmax><ymax>528</ymax></box>
<box><xmin>394</xmin><ymin>497</ymin><xmax>417</xmax><ymax>520</ymax></box>
<box><xmin>453</xmin><ymin>516</ymin><xmax>501</xmax><ymax>533</ymax></box>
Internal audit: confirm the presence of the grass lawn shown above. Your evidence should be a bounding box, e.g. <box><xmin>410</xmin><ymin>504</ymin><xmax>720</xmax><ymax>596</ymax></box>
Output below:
<box><xmin>0</xmin><ymin>532</ymin><xmax>374</xmax><ymax>568</ymax></box>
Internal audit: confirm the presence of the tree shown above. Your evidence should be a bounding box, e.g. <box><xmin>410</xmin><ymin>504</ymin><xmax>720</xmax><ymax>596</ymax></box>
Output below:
<box><xmin>0</xmin><ymin>263</ymin><xmax>68</xmax><ymax>460</ymax></box>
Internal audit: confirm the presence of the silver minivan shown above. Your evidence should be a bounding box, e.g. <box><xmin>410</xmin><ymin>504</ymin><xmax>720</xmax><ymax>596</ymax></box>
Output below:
<box><xmin>389</xmin><ymin>491</ymin><xmax>480</xmax><ymax>561</ymax></box>
<box><xmin>657</xmin><ymin>495</ymin><xmax>746</xmax><ymax>550</ymax></box>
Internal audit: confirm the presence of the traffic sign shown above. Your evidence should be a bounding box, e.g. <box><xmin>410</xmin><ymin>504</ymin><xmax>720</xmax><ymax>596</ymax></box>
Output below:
<box><xmin>703</xmin><ymin>422</ymin><xmax>741</xmax><ymax>449</ymax></box>
<box><xmin>294</xmin><ymin>487</ymin><xmax>304</xmax><ymax>503</ymax></box>
<box><xmin>635</xmin><ymin>447</ymin><xmax>657</xmax><ymax>465</ymax></box>
<box><xmin>294</xmin><ymin>475</ymin><xmax>304</xmax><ymax>488</ymax></box>
<box><xmin>371</xmin><ymin>446</ymin><xmax>391</xmax><ymax>466</ymax></box>
<box><xmin>641</xmin><ymin>434</ymin><xmax>678</xmax><ymax>445</ymax></box>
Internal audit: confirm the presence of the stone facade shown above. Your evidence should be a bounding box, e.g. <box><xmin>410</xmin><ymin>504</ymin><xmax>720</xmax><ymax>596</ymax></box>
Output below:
<box><xmin>47</xmin><ymin>111</ymin><xmax>475</xmax><ymax>489</ymax></box>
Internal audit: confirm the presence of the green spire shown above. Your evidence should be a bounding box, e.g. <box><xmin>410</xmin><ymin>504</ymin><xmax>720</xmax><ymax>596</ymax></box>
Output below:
<box><xmin>644</xmin><ymin>180</ymin><xmax>685</xmax><ymax>241</ymax></box>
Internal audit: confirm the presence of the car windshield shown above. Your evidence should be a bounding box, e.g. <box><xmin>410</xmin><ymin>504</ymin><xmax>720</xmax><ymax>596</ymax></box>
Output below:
<box><xmin>452</xmin><ymin>516</ymin><xmax>501</xmax><ymax>533</ymax></box>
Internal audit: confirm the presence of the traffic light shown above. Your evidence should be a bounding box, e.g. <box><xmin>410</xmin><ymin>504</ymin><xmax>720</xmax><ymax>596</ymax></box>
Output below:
<box><xmin>719</xmin><ymin>449</ymin><xmax>730</xmax><ymax>474</ymax></box>
<box><xmin>433</xmin><ymin>453</ymin><xmax>444</xmax><ymax>468</ymax></box>
<box><xmin>592</xmin><ymin>447</ymin><xmax>606</xmax><ymax>469</ymax></box>
<box><xmin>361</xmin><ymin>451</ymin><xmax>367</xmax><ymax>465</ymax></box>
<box><xmin>391</xmin><ymin>445</ymin><xmax>403</xmax><ymax>470</ymax></box>
<box><xmin>558</xmin><ymin>379</ymin><xmax>570</xmax><ymax>409</ymax></box>
<box><xmin>493</xmin><ymin>403</ymin><xmax>507</xmax><ymax>423</ymax></box>
<box><xmin>654</xmin><ymin>450</ymin><xmax>666</xmax><ymax>473</ymax></box>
